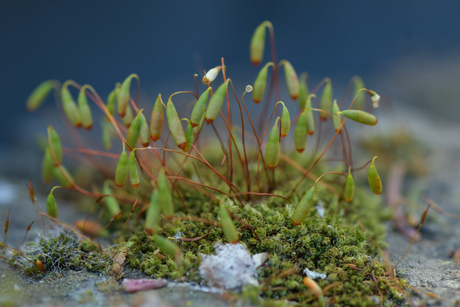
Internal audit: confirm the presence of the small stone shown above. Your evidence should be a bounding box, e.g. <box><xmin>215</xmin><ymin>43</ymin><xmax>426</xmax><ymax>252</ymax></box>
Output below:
<box><xmin>122</xmin><ymin>278</ymin><xmax>167</xmax><ymax>292</ymax></box>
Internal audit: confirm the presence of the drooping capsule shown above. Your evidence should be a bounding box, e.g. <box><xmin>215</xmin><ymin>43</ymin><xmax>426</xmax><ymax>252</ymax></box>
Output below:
<box><xmin>368</xmin><ymin>156</ymin><xmax>383</xmax><ymax>195</ymax></box>
<box><xmin>252</xmin><ymin>62</ymin><xmax>273</xmax><ymax>103</ymax></box>
<box><xmin>190</xmin><ymin>87</ymin><xmax>211</xmax><ymax>127</ymax></box>
<box><xmin>115</xmin><ymin>144</ymin><xmax>128</xmax><ymax>187</ymax></box>
<box><xmin>332</xmin><ymin>100</ymin><xmax>342</xmax><ymax>132</ymax></box>
<box><xmin>292</xmin><ymin>186</ymin><xmax>315</xmax><ymax>225</ymax></box>
<box><xmin>298</xmin><ymin>73</ymin><xmax>309</xmax><ymax>110</ymax></box>
<box><xmin>305</xmin><ymin>95</ymin><xmax>315</xmax><ymax>136</ymax></box>
<box><xmin>158</xmin><ymin>168</ymin><xmax>174</xmax><ymax>219</ymax></box>
<box><xmin>47</xmin><ymin>126</ymin><xmax>62</xmax><ymax>165</ymax></box>
<box><xmin>202</xmin><ymin>66</ymin><xmax>222</xmax><ymax>85</ymax></box>
<box><xmin>280</xmin><ymin>103</ymin><xmax>290</xmax><ymax>138</ymax></box>
<box><xmin>60</xmin><ymin>83</ymin><xmax>82</xmax><ymax>127</ymax></box>
<box><xmin>265</xmin><ymin>117</ymin><xmax>280</xmax><ymax>170</ymax></box>
<box><xmin>46</xmin><ymin>188</ymin><xmax>59</xmax><ymax>218</ymax></box>
<box><xmin>184</xmin><ymin>120</ymin><xmax>193</xmax><ymax>152</ymax></box>
<box><xmin>366</xmin><ymin>89</ymin><xmax>381</xmax><ymax>108</ymax></box>
<box><xmin>219</xmin><ymin>203</ymin><xmax>239</xmax><ymax>244</ymax></box>
<box><xmin>145</xmin><ymin>189</ymin><xmax>160</xmax><ymax>234</ymax></box>
<box><xmin>26</xmin><ymin>80</ymin><xmax>58</xmax><ymax>112</ymax></box>
<box><xmin>352</xmin><ymin>76</ymin><xmax>366</xmax><ymax>110</ymax></box>
<box><xmin>295</xmin><ymin>109</ymin><xmax>308</xmax><ymax>153</ymax></box>
<box><xmin>282</xmin><ymin>60</ymin><xmax>299</xmax><ymax>100</ymax></box>
<box><xmin>78</xmin><ymin>85</ymin><xmax>93</xmax><ymax>130</ymax></box>
<box><xmin>118</xmin><ymin>74</ymin><xmax>138</xmax><ymax>118</ymax></box>
<box><xmin>205</xmin><ymin>80</ymin><xmax>230</xmax><ymax>124</ymax></box>
<box><xmin>193</xmin><ymin>113</ymin><xmax>205</xmax><ymax>138</ymax></box>
<box><xmin>121</xmin><ymin>104</ymin><xmax>134</xmax><ymax>127</ymax></box>
<box><xmin>102</xmin><ymin>181</ymin><xmax>121</xmax><ymax>217</ymax></box>
<box><xmin>139</xmin><ymin>112</ymin><xmax>149</xmax><ymax>147</ymax></box>
<box><xmin>250</xmin><ymin>21</ymin><xmax>268</xmax><ymax>66</ymax></box>
<box><xmin>166</xmin><ymin>98</ymin><xmax>187</xmax><ymax>150</ymax></box>
<box><xmin>339</xmin><ymin>110</ymin><xmax>377</xmax><ymax>126</ymax></box>
<box><xmin>150</xmin><ymin>94</ymin><xmax>164</xmax><ymax>142</ymax></box>
<box><xmin>344</xmin><ymin>167</ymin><xmax>354</xmax><ymax>202</ymax></box>
<box><xmin>319</xmin><ymin>79</ymin><xmax>332</xmax><ymax>122</ymax></box>
<box><xmin>128</xmin><ymin>151</ymin><xmax>140</xmax><ymax>188</ymax></box>
<box><xmin>154</xmin><ymin>235</ymin><xmax>181</xmax><ymax>262</ymax></box>
<box><xmin>52</xmin><ymin>165</ymin><xmax>73</xmax><ymax>188</ymax></box>
<box><xmin>101</xmin><ymin>120</ymin><xmax>112</xmax><ymax>150</ymax></box>
<box><xmin>42</xmin><ymin>148</ymin><xmax>53</xmax><ymax>183</ymax></box>
<box><xmin>126</xmin><ymin>110</ymin><xmax>143</xmax><ymax>149</ymax></box>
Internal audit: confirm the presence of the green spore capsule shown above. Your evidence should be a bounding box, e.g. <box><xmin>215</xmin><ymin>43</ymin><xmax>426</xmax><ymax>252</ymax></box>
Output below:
<box><xmin>252</xmin><ymin>62</ymin><xmax>273</xmax><ymax>103</ymax></box>
<box><xmin>121</xmin><ymin>104</ymin><xmax>134</xmax><ymax>127</ymax></box>
<box><xmin>128</xmin><ymin>151</ymin><xmax>140</xmax><ymax>188</ymax></box>
<box><xmin>78</xmin><ymin>85</ymin><xmax>93</xmax><ymax>130</ymax></box>
<box><xmin>345</xmin><ymin>167</ymin><xmax>354</xmax><ymax>202</ymax></box>
<box><xmin>118</xmin><ymin>74</ymin><xmax>138</xmax><ymax>118</ymax></box>
<box><xmin>26</xmin><ymin>80</ymin><xmax>58</xmax><ymax>112</ymax></box>
<box><xmin>219</xmin><ymin>203</ymin><xmax>239</xmax><ymax>244</ymax></box>
<box><xmin>158</xmin><ymin>168</ymin><xmax>174</xmax><ymax>219</ymax></box>
<box><xmin>150</xmin><ymin>94</ymin><xmax>164</xmax><ymax>142</ymax></box>
<box><xmin>46</xmin><ymin>187</ymin><xmax>59</xmax><ymax>218</ymax></box>
<box><xmin>101</xmin><ymin>120</ymin><xmax>112</xmax><ymax>150</ymax></box>
<box><xmin>193</xmin><ymin>113</ymin><xmax>205</xmax><ymax>138</ymax></box>
<box><xmin>47</xmin><ymin>126</ymin><xmax>63</xmax><ymax>165</ymax></box>
<box><xmin>295</xmin><ymin>109</ymin><xmax>308</xmax><ymax>153</ymax></box>
<box><xmin>250</xmin><ymin>21</ymin><xmax>269</xmax><ymax>66</ymax></box>
<box><xmin>145</xmin><ymin>189</ymin><xmax>160</xmax><ymax>234</ymax></box>
<box><xmin>126</xmin><ymin>109</ymin><xmax>143</xmax><ymax>149</ymax></box>
<box><xmin>332</xmin><ymin>100</ymin><xmax>342</xmax><ymax>132</ymax></box>
<box><xmin>282</xmin><ymin>60</ymin><xmax>299</xmax><ymax>100</ymax></box>
<box><xmin>154</xmin><ymin>235</ymin><xmax>181</xmax><ymax>262</ymax></box>
<box><xmin>306</xmin><ymin>95</ymin><xmax>315</xmax><ymax>135</ymax></box>
<box><xmin>292</xmin><ymin>186</ymin><xmax>315</xmax><ymax>225</ymax></box>
<box><xmin>184</xmin><ymin>120</ymin><xmax>193</xmax><ymax>152</ymax></box>
<box><xmin>60</xmin><ymin>83</ymin><xmax>82</xmax><ymax>127</ymax></box>
<box><xmin>353</xmin><ymin>76</ymin><xmax>366</xmax><ymax>110</ymax></box>
<box><xmin>139</xmin><ymin>112</ymin><xmax>149</xmax><ymax>147</ymax></box>
<box><xmin>115</xmin><ymin>144</ymin><xmax>128</xmax><ymax>187</ymax></box>
<box><xmin>339</xmin><ymin>110</ymin><xmax>378</xmax><ymax>126</ymax></box>
<box><xmin>102</xmin><ymin>181</ymin><xmax>121</xmax><ymax>217</ymax></box>
<box><xmin>298</xmin><ymin>73</ymin><xmax>309</xmax><ymax>110</ymax></box>
<box><xmin>190</xmin><ymin>87</ymin><xmax>211</xmax><ymax>127</ymax></box>
<box><xmin>42</xmin><ymin>148</ymin><xmax>53</xmax><ymax>183</ymax></box>
<box><xmin>280</xmin><ymin>103</ymin><xmax>290</xmax><ymax>138</ymax></box>
<box><xmin>204</xmin><ymin>79</ymin><xmax>230</xmax><ymax>124</ymax></box>
<box><xmin>166</xmin><ymin>98</ymin><xmax>187</xmax><ymax>150</ymax></box>
<box><xmin>265</xmin><ymin>117</ymin><xmax>280</xmax><ymax>170</ymax></box>
<box><xmin>52</xmin><ymin>165</ymin><xmax>73</xmax><ymax>188</ymax></box>
<box><xmin>368</xmin><ymin>156</ymin><xmax>383</xmax><ymax>195</ymax></box>
<box><xmin>319</xmin><ymin>79</ymin><xmax>332</xmax><ymax>122</ymax></box>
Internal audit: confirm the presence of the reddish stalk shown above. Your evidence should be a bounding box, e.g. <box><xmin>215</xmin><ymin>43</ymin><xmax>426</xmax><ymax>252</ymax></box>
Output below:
<box><xmin>221</xmin><ymin>58</ymin><xmax>233</xmax><ymax>184</ymax></box>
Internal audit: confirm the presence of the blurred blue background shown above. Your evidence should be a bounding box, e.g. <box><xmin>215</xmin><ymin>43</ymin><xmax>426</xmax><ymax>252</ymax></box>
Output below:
<box><xmin>1</xmin><ymin>0</ymin><xmax>460</xmax><ymax>176</ymax></box>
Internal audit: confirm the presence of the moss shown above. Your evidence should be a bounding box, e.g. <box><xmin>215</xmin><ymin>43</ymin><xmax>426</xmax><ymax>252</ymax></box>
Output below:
<box><xmin>13</xmin><ymin>228</ymin><xmax>110</xmax><ymax>280</ymax></box>
<box><xmin>109</xmin><ymin>162</ymin><xmax>405</xmax><ymax>306</ymax></box>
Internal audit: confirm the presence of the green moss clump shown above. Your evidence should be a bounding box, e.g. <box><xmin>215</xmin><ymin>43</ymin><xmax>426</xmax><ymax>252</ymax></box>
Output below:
<box><xmin>13</xmin><ymin>228</ymin><xmax>110</xmax><ymax>279</ymax></box>
<box><xmin>117</xmin><ymin>174</ymin><xmax>401</xmax><ymax>306</ymax></box>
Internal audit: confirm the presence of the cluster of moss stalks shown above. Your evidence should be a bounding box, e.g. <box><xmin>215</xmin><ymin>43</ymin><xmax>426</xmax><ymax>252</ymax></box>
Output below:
<box><xmin>5</xmin><ymin>152</ymin><xmax>407</xmax><ymax>306</ymax></box>
<box><xmin>1</xmin><ymin>20</ymin><xmax>414</xmax><ymax>306</ymax></box>
<box><xmin>120</xmin><ymin>164</ymin><xmax>403</xmax><ymax>306</ymax></box>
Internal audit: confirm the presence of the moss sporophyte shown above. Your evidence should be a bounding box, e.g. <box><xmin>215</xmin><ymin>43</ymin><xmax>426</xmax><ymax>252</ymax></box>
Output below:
<box><xmin>0</xmin><ymin>20</ymin><xmax>432</xmax><ymax>305</ymax></box>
